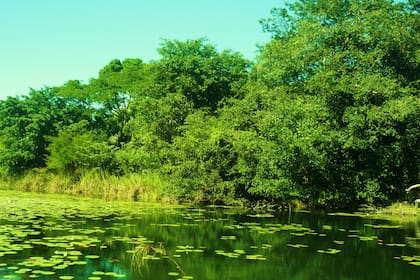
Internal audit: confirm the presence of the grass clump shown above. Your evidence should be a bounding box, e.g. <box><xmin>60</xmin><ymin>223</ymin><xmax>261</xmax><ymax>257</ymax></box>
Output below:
<box><xmin>1</xmin><ymin>169</ymin><xmax>176</xmax><ymax>203</ymax></box>
<box><xmin>378</xmin><ymin>202</ymin><xmax>420</xmax><ymax>216</ymax></box>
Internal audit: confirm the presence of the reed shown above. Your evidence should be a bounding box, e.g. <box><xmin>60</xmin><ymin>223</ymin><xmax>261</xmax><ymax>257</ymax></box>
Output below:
<box><xmin>130</xmin><ymin>242</ymin><xmax>186</xmax><ymax>277</ymax></box>
<box><xmin>378</xmin><ymin>202</ymin><xmax>420</xmax><ymax>216</ymax></box>
<box><xmin>3</xmin><ymin>169</ymin><xmax>177</xmax><ymax>203</ymax></box>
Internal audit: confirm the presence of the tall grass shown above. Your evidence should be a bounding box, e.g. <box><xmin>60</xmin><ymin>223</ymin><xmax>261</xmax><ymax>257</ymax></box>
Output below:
<box><xmin>0</xmin><ymin>169</ymin><xmax>73</xmax><ymax>194</ymax></box>
<box><xmin>71</xmin><ymin>170</ymin><xmax>175</xmax><ymax>202</ymax></box>
<box><xmin>378</xmin><ymin>202</ymin><xmax>420</xmax><ymax>216</ymax></box>
<box><xmin>2</xmin><ymin>169</ymin><xmax>177</xmax><ymax>203</ymax></box>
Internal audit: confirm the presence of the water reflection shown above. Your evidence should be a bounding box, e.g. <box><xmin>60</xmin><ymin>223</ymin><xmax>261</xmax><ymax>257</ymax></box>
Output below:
<box><xmin>0</xmin><ymin>192</ymin><xmax>419</xmax><ymax>279</ymax></box>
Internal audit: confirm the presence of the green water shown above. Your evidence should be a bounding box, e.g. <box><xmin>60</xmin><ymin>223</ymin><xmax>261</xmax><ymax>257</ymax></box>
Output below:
<box><xmin>0</xmin><ymin>191</ymin><xmax>419</xmax><ymax>280</ymax></box>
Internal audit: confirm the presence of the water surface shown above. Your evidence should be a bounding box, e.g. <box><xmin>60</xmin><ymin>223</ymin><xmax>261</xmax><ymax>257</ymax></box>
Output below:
<box><xmin>0</xmin><ymin>191</ymin><xmax>419</xmax><ymax>279</ymax></box>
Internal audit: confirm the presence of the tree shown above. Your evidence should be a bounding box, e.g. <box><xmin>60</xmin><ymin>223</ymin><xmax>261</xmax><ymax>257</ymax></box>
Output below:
<box><xmin>258</xmin><ymin>0</ymin><xmax>419</xmax><ymax>92</ymax></box>
<box><xmin>116</xmin><ymin>93</ymin><xmax>194</xmax><ymax>174</ymax></box>
<box><xmin>153</xmin><ymin>38</ymin><xmax>251</xmax><ymax>110</ymax></box>
<box><xmin>254</xmin><ymin>0</ymin><xmax>420</xmax><ymax>206</ymax></box>
<box><xmin>117</xmin><ymin>39</ymin><xmax>251</xmax><ymax>174</ymax></box>
<box><xmin>0</xmin><ymin>88</ymin><xmax>88</xmax><ymax>175</ymax></box>
<box><xmin>46</xmin><ymin>121</ymin><xmax>116</xmax><ymax>175</ymax></box>
<box><xmin>162</xmin><ymin>111</ymin><xmax>238</xmax><ymax>202</ymax></box>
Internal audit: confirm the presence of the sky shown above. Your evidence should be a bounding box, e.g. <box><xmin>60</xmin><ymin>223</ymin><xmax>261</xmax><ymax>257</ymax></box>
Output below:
<box><xmin>0</xmin><ymin>0</ymin><xmax>287</xmax><ymax>100</ymax></box>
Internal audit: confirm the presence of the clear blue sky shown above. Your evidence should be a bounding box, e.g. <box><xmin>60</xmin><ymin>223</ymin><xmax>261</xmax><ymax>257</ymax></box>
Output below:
<box><xmin>0</xmin><ymin>0</ymin><xmax>287</xmax><ymax>100</ymax></box>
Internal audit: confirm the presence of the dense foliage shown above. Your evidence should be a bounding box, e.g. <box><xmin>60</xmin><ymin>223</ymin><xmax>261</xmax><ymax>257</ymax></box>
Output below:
<box><xmin>0</xmin><ymin>1</ymin><xmax>418</xmax><ymax>209</ymax></box>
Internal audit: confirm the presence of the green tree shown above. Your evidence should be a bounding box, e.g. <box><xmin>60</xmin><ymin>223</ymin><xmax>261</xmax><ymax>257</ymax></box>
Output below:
<box><xmin>116</xmin><ymin>93</ymin><xmax>194</xmax><ymax>174</ymax></box>
<box><xmin>254</xmin><ymin>0</ymin><xmax>420</xmax><ymax>206</ymax></box>
<box><xmin>153</xmin><ymin>38</ymin><xmax>251</xmax><ymax>110</ymax></box>
<box><xmin>57</xmin><ymin>58</ymin><xmax>147</xmax><ymax>144</ymax></box>
<box><xmin>117</xmin><ymin>39</ymin><xmax>250</xmax><ymax>174</ymax></box>
<box><xmin>46</xmin><ymin>121</ymin><xmax>116</xmax><ymax>175</ymax></box>
<box><xmin>0</xmin><ymin>88</ymin><xmax>88</xmax><ymax>175</ymax></box>
<box><xmin>162</xmin><ymin>111</ymin><xmax>238</xmax><ymax>202</ymax></box>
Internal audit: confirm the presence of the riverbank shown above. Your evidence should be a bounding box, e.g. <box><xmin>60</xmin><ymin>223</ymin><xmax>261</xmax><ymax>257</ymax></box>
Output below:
<box><xmin>0</xmin><ymin>169</ymin><xmax>177</xmax><ymax>203</ymax></box>
<box><xmin>0</xmin><ymin>169</ymin><xmax>252</xmax><ymax>207</ymax></box>
<box><xmin>377</xmin><ymin>202</ymin><xmax>420</xmax><ymax>216</ymax></box>
<box><xmin>2</xmin><ymin>170</ymin><xmax>420</xmax><ymax>217</ymax></box>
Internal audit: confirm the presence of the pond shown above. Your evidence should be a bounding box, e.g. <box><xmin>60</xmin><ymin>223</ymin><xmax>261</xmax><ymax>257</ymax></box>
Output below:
<box><xmin>0</xmin><ymin>191</ymin><xmax>419</xmax><ymax>280</ymax></box>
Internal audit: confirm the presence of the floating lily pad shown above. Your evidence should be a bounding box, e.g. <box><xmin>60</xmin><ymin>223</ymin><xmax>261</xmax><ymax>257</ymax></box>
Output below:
<box><xmin>322</xmin><ymin>225</ymin><xmax>333</xmax><ymax>230</ymax></box>
<box><xmin>365</xmin><ymin>224</ymin><xmax>402</xmax><ymax>229</ymax></box>
<box><xmin>220</xmin><ymin>235</ymin><xmax>237</xmax><ymax>240</ymax></box>
<box><xmin>246</xmin><ymin>254</ymin><xmax>267</xmax><ymax>261</ymax></box>
<box><xmin>215</xmin><ymin>250</ymin><xmax>240</xmax><ymax>258</ymax></box>
<box><xmin>85</xmin><ymin>255</ymin><xmax>100</xmax><ymax>259</ymax></box>
<box><xmin>317</xmin><ymin>248</ymin><xmax>341</xmax><ymax>255</ymax></box>
<box><xmin>233</xmin><ymin>249</ymin><xmax>246</xmax><ymax>254</ymax></box>
<box><xmin>385</xmin><ymin>243</ymin><xmax>406</xmax><ymax>247</ymax></box>
<box><xmin>359</xmin><ymin>236</ymin><xmax>377</xmax><ymax>241</ymax></box>
<box><xmin>288</xmin><ymin>244</ymin><xmax>308</xmax><ymax>248</ymax></box>
<box><xmin>247</xmin><ymin>213</ymin><xmax>275</xmax><ymax>218</ymax></box>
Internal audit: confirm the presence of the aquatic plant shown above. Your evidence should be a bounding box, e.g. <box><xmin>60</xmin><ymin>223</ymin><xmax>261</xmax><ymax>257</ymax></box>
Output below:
<box><xmin>130</xmin><ymin>241</ymin><xmax>188</xmax><ymax>277</ymax></box>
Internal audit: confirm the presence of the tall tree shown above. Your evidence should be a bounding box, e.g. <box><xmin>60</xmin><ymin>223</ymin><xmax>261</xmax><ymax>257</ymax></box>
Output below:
<box><xmin>254</xmin><ymin>0</ymin><xmax>420</xmax><ymax>205</ymax></box>
<box><xmin>153</xmin><ymin>38</ymin><xmax>251</xmax><ymax>110</ymax></box>
<box><xmin>0</xmin><ymin>88</ymin><xmax>88</xmax><ymax>175</ymax></box>
<box><xmin>118</xmin><ymin>39</ymin><xmax>251</xmax><ymax>173</ymax></box>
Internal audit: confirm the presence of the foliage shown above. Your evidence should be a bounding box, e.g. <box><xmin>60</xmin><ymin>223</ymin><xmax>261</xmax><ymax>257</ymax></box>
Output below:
<box><xmin>162</xmin><ymin>111</ymin><xmax>238</xmax><ymax>201</ymax></box>
<box><xmin>115</xmin><ymin>39</ymin><xmax>250</xmax><ymax>174</ymax></box>
<box><xmin>0</xmin><ymin>88</ymin><xmax>89</xmax><ymax>175</ymax></box>
<box><xmin>1</xmin><ymin>1</ymin><xmax>419</xmax><ymax>209</ymax></box>
<box><xmin>46</xmin><ymin>121</ymin><xmax>116</xmax><ymax>175</ymax></box>
<box><xmin>153</xmin><ymin>38</ymin><xmax>251</xmax><ymax>110</ymax></box>
<box><xmin>254</xmin><ymin>0</ymin><xmax>420</xmax><ymax>207</ymax></box>
<box><xmin>115</xmin><ymin>93</ymin><xmax>194</xmax><ymax>174</ymax></box>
